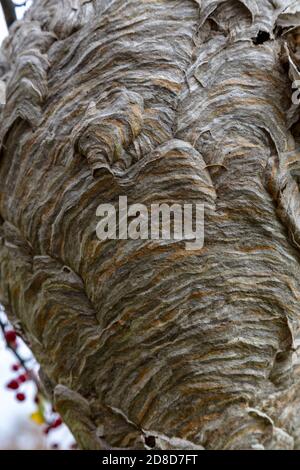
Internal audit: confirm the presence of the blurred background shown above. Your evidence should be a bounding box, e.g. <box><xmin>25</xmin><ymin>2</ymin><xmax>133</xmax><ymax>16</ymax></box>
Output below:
<box><xmin>0</xmin><ymin>1</ymin><xmax>74</xmax><ymax>450</ymax></box>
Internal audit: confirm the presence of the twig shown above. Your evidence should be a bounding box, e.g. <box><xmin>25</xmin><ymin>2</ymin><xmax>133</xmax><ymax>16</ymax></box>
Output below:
<box><xmin>0</xmin><ymin>309</ymin><xmax>65</xmax><ymax>435</ymax></box>
<box><xmin>0</xmin><ymin>0</ymin><xmax>17</xmax><ymax>28</ymax></box>
<box><xmin>13</xmin><ymin>1</ymin><xmax>27</xmax><ymax>7</ymax></box>
<box><xmin>0</xmin><ymin>315</ymin><xmax>41</xmax><ymax>390</ymax></box>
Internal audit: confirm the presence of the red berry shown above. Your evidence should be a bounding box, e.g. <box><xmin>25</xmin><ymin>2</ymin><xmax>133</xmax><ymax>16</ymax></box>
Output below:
<box><xmin>16</xmin><ymin>392</ymin><xmax>26</xmax><ymax>402</ymax></box>
<box><xmin>34</xmin><ymin>395</ymin><xmax>40</xmax><ymax>404</ymax></box>
<box><xmin>18</xmin><ymin>373</ymin><xmax>28</xmax><ymax>383</ymax></box>
<box><xmin>5</xmin><ymin>330</ymin><xmax>16</xmax><ymax>343</ymax></box>
<box><xmin>10</xmin><ymin>340</ymin><xmax>18</xmax><ymax>350</ymax></box>
<box><xmin>53</xmin><ymin>417</ymin><xmax>62</xmax><ymax>428</ymax></box>
<box><xmin>12</xmin><ymin>363</ymin><xmax>20</xmax><ymax>371</ymax></box>
<box><xmin>43</xmin><ymin>427</ymin><xmax>50</xmax><ymax>435</ymax></box>
<box><xmin>6</xmin><ymin>379</ymin><xmax>19</xmax><ymax>390</ymax></box>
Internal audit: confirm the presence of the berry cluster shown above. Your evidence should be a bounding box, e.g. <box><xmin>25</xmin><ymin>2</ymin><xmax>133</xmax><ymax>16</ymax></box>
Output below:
<box><xmin>1</xmin><ymin>311</ymin><xmax>77</xmax><ymax>450</ymax></box>
<box><xmin>2</xmin><ymin>328</ymin><xmax>31</xmax><ymax>402</ymax></box>
<box><xmin>44</xmin><ymin>415</ymin><xmax>62</xmax><ymax>435</ymax></box>
<box><xmin>6</xmin><ymin>361</ymin><xmax>29</xmax><ymax>402</ymax></box>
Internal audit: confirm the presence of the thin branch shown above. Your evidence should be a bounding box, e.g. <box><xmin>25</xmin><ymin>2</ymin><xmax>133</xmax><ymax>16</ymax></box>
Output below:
<box><xmin>0</xmin><ymin>0</ymin><xmax>17</xmax><ymax>28</ymax></box>
<box><xmin>0</xmin><ymin>315</ymin><xmax>40</xmax><ymax>389</ymax></box>
<box><xmin>13</xmin><ymin>1</ymin><xmax>27</xmax><ymax>7</ymax></box>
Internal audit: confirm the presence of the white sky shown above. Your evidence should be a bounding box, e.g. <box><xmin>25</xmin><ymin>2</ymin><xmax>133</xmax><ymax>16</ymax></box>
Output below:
<box><xmin>0</xmin><ymin>6</ymin><xmax>8</xmax><ymax>44</ymax></box>
<box><xmin>0</xmin><ymin>1</ymin><xmax>34</xmax><ymax>45</ymax></box>
<box><xmin>0</xmin><ymin>334</ymin><xmax>45</xmax><ymax>448</ymax></box>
